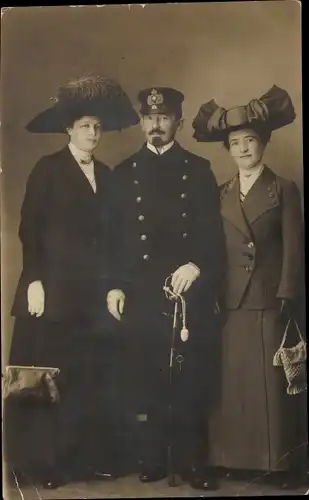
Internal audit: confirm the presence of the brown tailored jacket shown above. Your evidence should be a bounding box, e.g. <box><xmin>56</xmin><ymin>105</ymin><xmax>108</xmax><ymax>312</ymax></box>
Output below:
<box><xmin>220</xmin><ymin>166</ymin><xmax>303</xmax><ymax>310</ymax></box>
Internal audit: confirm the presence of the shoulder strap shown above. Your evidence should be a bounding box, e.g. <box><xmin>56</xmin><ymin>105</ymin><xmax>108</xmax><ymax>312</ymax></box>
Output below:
<box><xmin>292</xmin><ymin>317</ymin><xmax>305</xmax><ymax>343</ymax></box>
<box><xmin>280</xmin><ymin>317</ymin><xmax>305</xmax><ymax>349</ymax></box>
<box><xmin>279</xmin><ymin>318</ymin><xmax>291</xmax><ymax>349</ymax></box>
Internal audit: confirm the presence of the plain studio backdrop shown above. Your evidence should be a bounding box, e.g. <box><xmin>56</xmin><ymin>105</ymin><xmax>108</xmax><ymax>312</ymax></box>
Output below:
<box><xmin>1</xmin><ymin>1</ymin><xmax>302</xmax><ymax>363</ymax></box>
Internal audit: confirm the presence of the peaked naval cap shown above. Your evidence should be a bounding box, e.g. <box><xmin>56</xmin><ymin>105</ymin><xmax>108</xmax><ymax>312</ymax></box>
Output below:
<box><xmin>138</xmin><ymin>87</ymin><xmax>184</xmax><ymax>116</ymax></box>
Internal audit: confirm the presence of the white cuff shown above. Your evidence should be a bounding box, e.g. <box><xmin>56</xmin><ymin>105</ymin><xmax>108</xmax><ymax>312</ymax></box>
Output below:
<box><xmin>188</xmin><ymin>262</ymin><xmax>200</xmax><ymax>273</ymax></box>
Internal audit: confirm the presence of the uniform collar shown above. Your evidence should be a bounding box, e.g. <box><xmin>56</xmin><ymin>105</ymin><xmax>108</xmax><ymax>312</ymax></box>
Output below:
<box><xmin>146</xmin><ymin>140</ymin><xmax>175</xmax><ymax>156</ymax></box>
<box><xmin>141</xmin><ymin>140</ymin><xmax>182</xmax><ymax>159</ymax></box>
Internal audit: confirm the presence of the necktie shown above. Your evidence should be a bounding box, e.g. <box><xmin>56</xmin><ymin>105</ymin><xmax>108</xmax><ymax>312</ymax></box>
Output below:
<box><xmin>80</xmin><ymin>156</ymin><xmax>93</xmax><ymax>165</ymax></box>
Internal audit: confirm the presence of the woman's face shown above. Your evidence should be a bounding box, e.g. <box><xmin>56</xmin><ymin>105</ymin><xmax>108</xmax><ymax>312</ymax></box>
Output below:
<box><xmin>67</xmin><ymin>116</ymin><xmax>102</xmax><ymax>153</ymax></box>
<box><xmin>228</xmin><ymin>128</ymin><xmax>265</xmax><ymax>171</ymax></box>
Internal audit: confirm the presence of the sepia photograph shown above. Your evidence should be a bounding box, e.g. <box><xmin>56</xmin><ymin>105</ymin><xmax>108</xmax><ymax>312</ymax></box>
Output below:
<box><xmin>1</xmin><ymin>1</ymin><xmax>307</xmax><ymax>498</ymax></box>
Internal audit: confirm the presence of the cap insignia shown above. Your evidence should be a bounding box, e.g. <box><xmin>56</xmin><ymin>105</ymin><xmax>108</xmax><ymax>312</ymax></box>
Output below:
<box><xmin>147</xmin><ymin>88</ymin><xmax>164</xmax><ymax>106</ymax></box>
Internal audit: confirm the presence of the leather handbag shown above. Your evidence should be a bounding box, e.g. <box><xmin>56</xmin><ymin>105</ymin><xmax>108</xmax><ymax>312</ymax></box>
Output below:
<box><xmin>3</xmin><ymin>365</ymin><xmax>60</xmax><ymax>403</ymax></box>
<box><xmin>273</xmin><ymin>318</ymin><xmax>307</xmax><ymax>395</ymax></box>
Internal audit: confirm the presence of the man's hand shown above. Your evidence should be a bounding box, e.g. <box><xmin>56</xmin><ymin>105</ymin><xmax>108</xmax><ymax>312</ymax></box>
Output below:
<box><xmin>27</xmin><ymin>280</ymin><xmax>45</xmax><ymax>317</ymax></box>
<box><xmin>171</xmin><ymin>262</ymin><xmax>200</xmax><ymax>295</ymax></box>
<box><xmin>107</xmin><ymin>289</ymin><xmax>125</xmax><ymax>321</ymax></box>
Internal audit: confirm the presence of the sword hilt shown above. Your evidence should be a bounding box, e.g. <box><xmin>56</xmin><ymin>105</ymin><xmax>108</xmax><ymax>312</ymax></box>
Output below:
<box><xmin>163</xmin><ymin>276</ymin><xmax>189</xmax><ymax>342</ymax></box>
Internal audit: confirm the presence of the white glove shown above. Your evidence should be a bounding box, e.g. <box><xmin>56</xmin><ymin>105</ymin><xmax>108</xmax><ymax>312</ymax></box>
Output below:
<box><xmin>171</xmin><ymin>262</ymin><xmax>200</xmax><ymax>295</ymax></box>
<box><xmin>27</xmin><ymin>280</ymin><xmax>45</xmax><ymax>317</ymax></box>
<box><xmin>107</xmin><ymin>289</ymin><xmax>125</xmax><ymax>321</ymax></box>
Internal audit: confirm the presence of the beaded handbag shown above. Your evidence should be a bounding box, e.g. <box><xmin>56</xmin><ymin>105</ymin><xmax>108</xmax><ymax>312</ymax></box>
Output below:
<box><xmin>273</xmin><ymin>318</ymin><xmax>307</xmax><ymax>395</ymax></box>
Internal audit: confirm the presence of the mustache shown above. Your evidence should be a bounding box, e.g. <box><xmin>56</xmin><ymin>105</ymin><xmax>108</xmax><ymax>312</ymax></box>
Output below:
<box><xmin>149</xmin><ymin>129</ymin><xmax>164</xmax><ymax>135</ymax></box>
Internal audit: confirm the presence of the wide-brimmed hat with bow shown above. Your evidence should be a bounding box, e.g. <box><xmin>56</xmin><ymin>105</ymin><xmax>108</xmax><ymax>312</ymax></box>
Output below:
<box><xmin>26</xmin><ymin>75</ymin><xmax>140</xmax><ymax>133</ymax></box>
<box><xmin>192</xmin><ymin>85</ymin><xmax>296</xmax><ymax>142</ymax></box>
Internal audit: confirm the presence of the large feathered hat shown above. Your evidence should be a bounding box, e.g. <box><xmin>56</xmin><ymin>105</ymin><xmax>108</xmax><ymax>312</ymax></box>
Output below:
<box><xmin>192</xmin><ymin>85</ymin><xmax>296</xmax><ymax>142</ymax></box>
<box><xmin>26</xmin><ymin>75</ymin><xmax>140</xmax><ymax>133</ymax></box>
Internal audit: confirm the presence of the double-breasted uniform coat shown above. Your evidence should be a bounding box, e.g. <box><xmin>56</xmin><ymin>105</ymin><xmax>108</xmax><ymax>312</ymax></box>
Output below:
<box><xmin>110</xmin><ymin>141</ymin><xmax>226</xmax><ymax>469</ymax></box>
<box><xmin>208</xmin><ymin>165</ymin><xmax>306</xmax><ymax>472</ymax></box>
<box><xmin>6</xmin><ymin>147</ymin><xmax>122</xmax><ymax>476</ymax></box>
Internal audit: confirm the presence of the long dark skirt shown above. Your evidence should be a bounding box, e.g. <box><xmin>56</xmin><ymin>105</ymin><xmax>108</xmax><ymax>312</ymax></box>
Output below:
<box><xmin>4</xmin><ymin>315</ymin><xmax>125</xmax><ymax>477</ymax></box>
<box><xmin>208</xmin><ymin>308</ymin><xmax>307</xmax><ymax>472</ymax></box>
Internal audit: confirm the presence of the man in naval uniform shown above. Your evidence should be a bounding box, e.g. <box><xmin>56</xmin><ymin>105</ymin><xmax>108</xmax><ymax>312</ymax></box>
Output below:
<box><xmin>107</xmin><ymin>87</ymin><xmax>226</xmax><ymax>490</ymax></box>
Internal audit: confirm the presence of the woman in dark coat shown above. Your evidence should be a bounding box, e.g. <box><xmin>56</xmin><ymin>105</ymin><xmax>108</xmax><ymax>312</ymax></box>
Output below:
<box><xmin>4</xmin><ymin>75</ymin><xmax>139</xmax><ymax>488</ymax></box>
<box><xmin>192</xmin><ymin>85</ymin><xmax>307</xmax><ymax>488</ymax></box>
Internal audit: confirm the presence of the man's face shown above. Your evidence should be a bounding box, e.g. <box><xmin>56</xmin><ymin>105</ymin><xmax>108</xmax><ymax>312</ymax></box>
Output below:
<box><xmin>228</xmin><ymin>128</ymin><xmax>265</xmax><ymax>171</ymax></box>
<box><xmin>67</xmin><ymin>116</ymin><xmax>102</xmax><ymax>153</ymax></box>
<box><xmin>141</xmin><ymin>113</ymin><xmax>180</xmax><ymax>147</ymax></box>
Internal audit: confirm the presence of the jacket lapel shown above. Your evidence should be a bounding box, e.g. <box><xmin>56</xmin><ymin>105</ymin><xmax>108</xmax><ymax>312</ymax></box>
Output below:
<box><xmin>221</xmin><ymin>175</ymin><xmax>252</xmax><ymax>239</ymax></box>
<box><xmin>62</xmin><ymin>146</ymin><xmax>96</xmax><ymax>198</ymax></box>
<box><xmin>94</xmin><ymin>159</ymin><xmax>112</xmax><ymax>200</ymax></box>
<box><xmin>241</xmin><ymin>166</ymin><xmax>279</xmax><ymax>225</ymax></box>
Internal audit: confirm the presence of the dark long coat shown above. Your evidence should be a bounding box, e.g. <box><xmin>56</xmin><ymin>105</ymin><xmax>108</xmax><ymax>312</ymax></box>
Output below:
<box><xmin>109</xmin><ymin>142</ymin><xmax>226</xmax><ymax>467</ymax></box>
<box><xmin>208</xmin><ymin>166</ymin><xmax>307</xmax><ymax>472</ymax></box>
<box><xmin>5</xmin><ymin>147</ymin><xmax>122</xmax><ymax>476</ymax></box>
<box><xmin>11</xmin><ymin>146</ymin><xmax>112</xmax><ymax>321</ymax></box>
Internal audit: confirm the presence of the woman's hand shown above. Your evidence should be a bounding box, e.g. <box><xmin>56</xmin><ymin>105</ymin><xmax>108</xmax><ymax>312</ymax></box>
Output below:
<box><xmin>27</xmin><ymin>280</ymin><xmax>45</xmax><ymax>317</ymax></box>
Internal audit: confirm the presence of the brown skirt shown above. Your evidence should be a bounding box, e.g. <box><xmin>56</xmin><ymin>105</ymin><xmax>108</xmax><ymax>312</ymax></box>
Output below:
<box><xmin>208</xmin><ymin>308</ymin><xmax>307</xmax><ymax>472</ymax></box>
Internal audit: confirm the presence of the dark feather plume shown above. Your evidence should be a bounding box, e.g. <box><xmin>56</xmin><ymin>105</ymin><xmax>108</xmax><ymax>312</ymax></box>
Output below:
<box><xmin>54</xmin><ymin>74</ymin><xmax>126</xmax><ymax>104</ymax></box>
<box><xmin>27</xmin><ymin>74</ymin><xmax>139</xmax><ymax>133</ymax></box>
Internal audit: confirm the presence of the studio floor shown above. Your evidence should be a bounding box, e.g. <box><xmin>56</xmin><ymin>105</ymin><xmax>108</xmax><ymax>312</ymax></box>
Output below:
<box><xmin>4</xmin><ymin>470</ymin><xmax>309</xmax><ymax>499</ymax></box>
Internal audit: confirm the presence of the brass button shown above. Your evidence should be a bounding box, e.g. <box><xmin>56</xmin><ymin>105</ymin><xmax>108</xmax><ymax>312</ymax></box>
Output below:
<box><xmin>184</xmin><ymin>159</ymin><xmax>188</xmax><ymax>164</ymax></box>
<box><xmin>182</xmin><ymin>212</ymin><xmax>187</xmax><ymax>218</ymax></box>
<box><xmin>140</xmin><ymin>234</ymin><xmax>147</xmax><ymax>241</ymax></box>
<box><xmin>136</xmin><ymin>196</ymin><xmax>142</xmax><ymax>203</ymax></box>
<box><xmin>182</xmin><ymin>174</ymin><xmax>188</xmax><ymax>180</ymax></box>
<box><xmin>181</xmin><ymin>193</ymin><xmax>187</xmax><ymax>199</ymax></box>
<box><xmin>143</xmin><ymin>254</ymin><xmax>149</xmax><ymax>260</ymax></box>
<box><xmin>248</xmin><ymin>242</ymin><xmax>254</xmax><ymax>249</ymax></box>
<box><xmin>132</xmin><ymin>162</ymin><xmax>137</xmax><ymax>168</ymax></box>
<box><xmin>138</xmin><ymin>215</ymin><xmax>145</xmax><ymax>221</ymax></box>
<box><xmin>245</xmin><ymin>266</ymin><xmax>252</xmax><ymax>272</ymax></box>
<box><xmin>182</xmin><ymin>232</ymin><xmax>188</xmax><ymax>238</ymax></box>
<box><xmin>134</xmin><ymin>180</ymin><xmax>139</xmax><ymax>185</ymax></box>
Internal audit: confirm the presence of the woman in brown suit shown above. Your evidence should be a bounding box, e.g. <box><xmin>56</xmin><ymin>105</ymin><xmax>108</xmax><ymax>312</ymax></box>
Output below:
<box><xmin>192</xmin><ymin>86</ymin><xmax>307</xmax><ymax>488</ymax></box>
